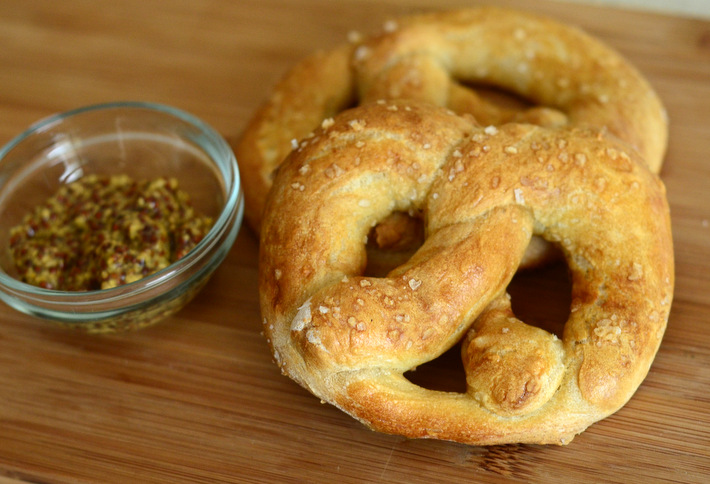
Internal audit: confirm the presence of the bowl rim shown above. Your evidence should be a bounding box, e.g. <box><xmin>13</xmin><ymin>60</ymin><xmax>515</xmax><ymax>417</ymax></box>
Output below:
<box><xmin>0</xmin><ymin>100</ymin><xmax>242</xmax><ymax>303</ymax></box>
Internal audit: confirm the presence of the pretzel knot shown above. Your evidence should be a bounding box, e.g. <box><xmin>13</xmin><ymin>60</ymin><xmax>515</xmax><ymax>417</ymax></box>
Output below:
<box><xmin>260</xmin><ymin>101</ymin><xmax>674</xmax><ymax>445</ymax></box>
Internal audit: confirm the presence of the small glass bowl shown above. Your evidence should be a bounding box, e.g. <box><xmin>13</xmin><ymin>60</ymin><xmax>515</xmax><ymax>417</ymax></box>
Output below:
<box><xmin>0</xmin><ymin>102</ymin><xmax>243</xmax><ymax>333</ymax></box>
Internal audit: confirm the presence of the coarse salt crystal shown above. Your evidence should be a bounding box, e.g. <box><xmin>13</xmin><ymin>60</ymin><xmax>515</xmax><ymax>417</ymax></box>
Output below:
<box><xmin>383</xmin><ymin>20</ymin><xmax>398</xmax><ymax>32</ymax></box>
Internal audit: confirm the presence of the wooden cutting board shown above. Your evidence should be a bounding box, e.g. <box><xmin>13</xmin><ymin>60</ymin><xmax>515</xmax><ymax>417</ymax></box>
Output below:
<box><xmin>0</xmin><ymin>0</ymin><xmax>708</xmax><ymax>482</ymax></box>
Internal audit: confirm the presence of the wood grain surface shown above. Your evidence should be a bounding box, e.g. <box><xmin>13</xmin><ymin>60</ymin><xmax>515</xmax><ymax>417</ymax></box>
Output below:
<box><xmin>1</xmin><ymin>0</ymin><xmax>709</xmax><ymax>482</ymax></box>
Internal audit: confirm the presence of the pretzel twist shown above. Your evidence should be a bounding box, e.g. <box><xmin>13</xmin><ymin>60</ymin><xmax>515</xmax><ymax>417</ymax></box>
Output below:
<box><xmin>236</xmin><ymin>7</ymin><xmax>668</xmax><ymax>235</ymax></box>
<box><xmin>260</xmin><ymin>101</ymin><xmax>673</xmax><ymax>445</ymax></box>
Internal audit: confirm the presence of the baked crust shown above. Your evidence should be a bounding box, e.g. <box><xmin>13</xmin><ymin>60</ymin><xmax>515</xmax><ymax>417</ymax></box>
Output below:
<box><xmin>236</xmin><ymin>7</ymin><xmax>668</xmax><ymax>234</ymax></box>
<box><xmin>259</xmin><ymin>100</ymin><xmax>674</xmax><ymax>445</ymax></box>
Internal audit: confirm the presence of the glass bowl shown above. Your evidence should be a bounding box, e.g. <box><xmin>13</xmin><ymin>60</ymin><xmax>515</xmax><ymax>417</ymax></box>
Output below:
<box><xmin>0</xmin><ymin>101</ymin><xmax>243</xmax><ymax>333</ymax></box>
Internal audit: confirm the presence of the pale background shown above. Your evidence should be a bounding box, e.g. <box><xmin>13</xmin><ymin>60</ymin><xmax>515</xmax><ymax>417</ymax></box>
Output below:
<box><xmin>557</xmin><ymin>0</ymin><xmax>710</xmax><ymax>18</ymax></box>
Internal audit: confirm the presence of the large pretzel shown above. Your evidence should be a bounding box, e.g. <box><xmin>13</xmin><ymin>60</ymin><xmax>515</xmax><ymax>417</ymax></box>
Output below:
<box><xmin>236</xmin><ymin>7</ymin><xmax>668</xmax><ymax>238</ymax></box>
<box><xmin>259</xmin><ymin>101</ymin><xmax>674</xmax><ymax>445</ymax></box>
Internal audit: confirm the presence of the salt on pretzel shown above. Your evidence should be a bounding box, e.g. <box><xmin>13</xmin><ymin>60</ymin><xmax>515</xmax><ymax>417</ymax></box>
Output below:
<box><xmin>259</xmin><ymin>101</ymin><xmax>674</xmax><ymax>445</ymax></box>
<box><xmin>355</xmin><ymin>7</ymin><xmax>668</xmax><ymax>172</ymax></box>
<box><xmin>236</xmin><ymin>7</ymin><xmax>668</xmax><ymax>235</ymax></box>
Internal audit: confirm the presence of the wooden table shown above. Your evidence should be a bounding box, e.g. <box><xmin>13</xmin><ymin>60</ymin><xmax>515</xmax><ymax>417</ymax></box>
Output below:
<box><xmin>1</xmin><ymin>1</ymin><xmax>708</xmax><ymax>482</ymax></box>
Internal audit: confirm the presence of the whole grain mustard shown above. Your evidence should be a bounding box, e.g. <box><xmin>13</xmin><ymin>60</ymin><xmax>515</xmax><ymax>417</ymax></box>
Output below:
<box><xmin>9</xmin><ymin>174</ymin><xmax>213</xmax><ymax>291</ymax></box>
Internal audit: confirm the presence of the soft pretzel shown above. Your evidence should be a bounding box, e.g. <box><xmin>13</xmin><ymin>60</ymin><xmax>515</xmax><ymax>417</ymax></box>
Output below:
<box><xmin>236</xmin><ymin>7</ymin><xmax>668</xmax><ymax>235</ymax></box>
<box><xmin>355</xmin><ymin>7</ymin><xmax>668</xmax><ymax>171</ymax></box>
<box><xmin>259</xmin><ymin>101</ymin><xmax>674</xmax><ymax>445</ymax></box>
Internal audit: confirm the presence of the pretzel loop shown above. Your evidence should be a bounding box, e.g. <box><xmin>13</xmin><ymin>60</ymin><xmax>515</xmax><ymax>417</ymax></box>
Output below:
<box><xmin>236</xmin><ymin>7</ymin><xmax>668</xmax><ymax>237</ymax></box>
<box><xmin>355</xmin><ymin>8</ymin><xmax>668</xmax><ymax>170</ymax></box>
<box><xmin>260</xmin><ymin>101</ymin><xmax>673</xmax><ymax>445</ymax></box>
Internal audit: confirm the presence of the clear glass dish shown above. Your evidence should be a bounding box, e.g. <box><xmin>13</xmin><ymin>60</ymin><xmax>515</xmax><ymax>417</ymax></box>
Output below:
<box><xmin>0</xmin><ymin>101</ymin><xmax>243</xmax><ymax>332</ymax></box>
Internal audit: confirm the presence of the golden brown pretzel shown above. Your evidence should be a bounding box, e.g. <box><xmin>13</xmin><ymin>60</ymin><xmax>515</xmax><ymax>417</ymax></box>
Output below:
<box><xmin>355</xmin><ymin>7</ymin><xmax>668</xmax><ymax>171</ymax></box>
<box><xmin>259</xmin><ymin>101</ymin><xmax>674</xmax><ymax>445</ymax></box>
<box><xmin>236</xmin><ymin>7</ymin><xmax>668</xmax><ymax>235</ymax></box>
